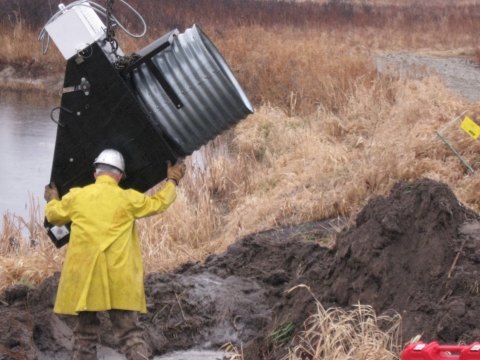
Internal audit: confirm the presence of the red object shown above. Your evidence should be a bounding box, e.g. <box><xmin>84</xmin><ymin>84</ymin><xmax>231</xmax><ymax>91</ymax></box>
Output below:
<box><xmin>401</xmin><ymin>342</ymin><xmax>480</xmax><ymax>360</ymax></box>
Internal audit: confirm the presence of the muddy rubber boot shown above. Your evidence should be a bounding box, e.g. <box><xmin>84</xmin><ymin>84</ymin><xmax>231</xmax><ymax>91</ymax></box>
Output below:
<box><xmin>124</xmin><ymin>343</ymin><xmax>149</xmax><ymax>360</ymax></box>
<box><xmin>109</xmin><ymin>309</ymin><xmax>149</xmax><ymax>359</ymax></box>
<box><xmin>72</xmin><ymin>311</ymin><xmax>100</xmax><ymax>360</ymax></box>
<box><xmin>72</xmin><ymin>345</ymin><xmax>97</xmax><ymax>360</ymax></box>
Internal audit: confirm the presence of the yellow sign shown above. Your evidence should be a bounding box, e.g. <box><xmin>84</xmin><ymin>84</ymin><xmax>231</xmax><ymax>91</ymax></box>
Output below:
<box><xmin>460</xmin><ymin>116</ymin><xmax>480</xmax><ymax>139</ymax></box>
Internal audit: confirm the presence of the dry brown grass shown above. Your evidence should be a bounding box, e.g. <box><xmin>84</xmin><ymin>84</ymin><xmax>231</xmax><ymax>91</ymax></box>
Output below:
<box><xmin>2</xmin><ymin>3</ymin><xmax>480</xmax><ymax>355</ymax></box>
<box><xmin>3</xmin><ymin>0</ymin><xmax>480</xmax><ymax>76</ymax></box>
<box><xmin>0</xmin><ymin>197</ymin><xmax>64</xmax><ymax>291</ymax></box>
<box><xmin>138</xmin><ymin>66</ymin><xmax>479</xmax><ymax>273</ymax></box>
<box><xmin>2</xmin><ymin>65</ymin><xmax>476</xmax><ymax>299</ymax></box>
<box><xmin>288</xmin><ymin>303</ymin><xmax>402</xmax><ymax>360</ymax></box>
<box><xmin>0</xmin><ymin>18</ymin><xmax>63</xmax><ymax>77</ymax></box>
<box><xmin>225</xmin><ymin>286</ymin><xmax>403</xmax><ymax>360</ymax></box>
<box><xmin>2</xmin><ymin>1</ymin><xmax>480</xmax><ymax>287</ymax></box>
<box><xmin>2</xmin><ymin>30</ymin><xmax>480</xmax><ymax>283</ymax></box>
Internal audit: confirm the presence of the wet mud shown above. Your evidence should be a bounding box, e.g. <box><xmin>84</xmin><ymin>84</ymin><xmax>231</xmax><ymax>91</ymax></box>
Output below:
<box><xmin>1</xmin><ymin>178</ymin><xmax>480</xmax><ymax>359</ymax></box>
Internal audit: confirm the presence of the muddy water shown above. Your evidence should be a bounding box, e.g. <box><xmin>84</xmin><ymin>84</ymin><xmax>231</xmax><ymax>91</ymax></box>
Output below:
<box><xmin>153</xmin><ymin>350</ymin><xmax>233</xmax><ymax>360</ymax></box>
<box><xmin>0</xmin><ymin>91</ymin><xmax>58</xmax><ymax>220</ymax></box>
<box><xmin>97</xmin><ymin>348</ymin><xmax>232</xmax><ymax>360</ymax></box>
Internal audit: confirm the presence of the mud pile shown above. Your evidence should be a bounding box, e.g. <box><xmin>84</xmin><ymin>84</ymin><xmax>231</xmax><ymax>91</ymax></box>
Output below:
<box><xmin>1</xmin><ymin>178</ymin><xmax>480</xmax><ymax>360</ymax></box>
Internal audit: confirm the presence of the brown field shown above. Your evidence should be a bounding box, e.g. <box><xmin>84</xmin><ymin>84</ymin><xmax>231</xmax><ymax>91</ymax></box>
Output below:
<box><xmin>2</xmin><ymin>0</ymin><xmax>480</xmax><ymax>358</ymax></box>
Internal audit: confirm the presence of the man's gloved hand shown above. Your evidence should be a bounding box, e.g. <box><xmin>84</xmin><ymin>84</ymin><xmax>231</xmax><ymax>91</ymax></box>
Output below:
<box><xmin>167</xmin><ymin>159</ymin><xmax>186</xmax><ymax>185</ymax></box>
<box><xmin>44</xmin><ymin>182</ymin><xmax>60</xmax><ymax>202</ymax></box>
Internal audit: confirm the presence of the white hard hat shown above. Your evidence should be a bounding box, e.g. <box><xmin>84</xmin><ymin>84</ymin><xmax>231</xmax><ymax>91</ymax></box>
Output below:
<box><xmin>93</xmin><ymin>149</ymin><xmax>126</xmax><ymax>179</ymax></box>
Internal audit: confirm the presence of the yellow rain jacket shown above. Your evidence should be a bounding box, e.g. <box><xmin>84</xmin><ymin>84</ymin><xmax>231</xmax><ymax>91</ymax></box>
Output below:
<box><xmin>45</xmin><ymin>175</ymin><xmax>176</xmax><ymax>315</ymax></box>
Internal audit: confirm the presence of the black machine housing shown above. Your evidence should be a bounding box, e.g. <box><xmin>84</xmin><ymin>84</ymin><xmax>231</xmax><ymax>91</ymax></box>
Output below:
<box><xmin>44</xmin><ymin>31</ymin><xmax>182</xmax><ymax>248</ymax></box>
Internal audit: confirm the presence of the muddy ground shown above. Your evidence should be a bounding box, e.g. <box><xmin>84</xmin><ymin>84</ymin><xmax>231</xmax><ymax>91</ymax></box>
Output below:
<box><xmin>1</xmin><ymin>178</ymin><xmax>480</xmax><ymax>359</ymax></box>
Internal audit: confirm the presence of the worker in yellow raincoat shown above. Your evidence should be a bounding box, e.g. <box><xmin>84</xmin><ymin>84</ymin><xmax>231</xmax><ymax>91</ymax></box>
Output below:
<box><xmin>44</xmin><ymin>149</ymin><xmax>186</xmax><ymax>360</ymax></box>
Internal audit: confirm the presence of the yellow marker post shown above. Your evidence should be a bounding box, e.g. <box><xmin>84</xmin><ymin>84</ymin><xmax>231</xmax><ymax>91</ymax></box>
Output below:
<box><xmin>437</xmin><ymin>131</ymin><xmax>474</xmax><ymax>173</ymax></box>
<box><xmin>435</xmin><ymin>113</ymin><xmax>476</xmax><ymax>173</ymax></box>
<box><xmin>460</xmin><ymin>116</ymin><xmax>480</xmax><ymax>139</ymax></box>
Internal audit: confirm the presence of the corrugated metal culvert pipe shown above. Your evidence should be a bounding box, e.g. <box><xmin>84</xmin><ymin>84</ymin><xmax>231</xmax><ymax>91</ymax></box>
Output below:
<box><xmin>132</xmin><ymin>24</ymin><xmax>254</xmax><ymax>157</ymax></box>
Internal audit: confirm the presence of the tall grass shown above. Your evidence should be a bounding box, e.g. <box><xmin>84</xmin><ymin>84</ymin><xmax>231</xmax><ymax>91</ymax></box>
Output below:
<box><xmin>2</xmin><ymin>0</ymin><xmax>480</xmax><ymax>288</ymax></box>
<box><xmin>0</xmin><ymin>18</ymin><xmax>58</xmax><ymax>77</ymax></box>
<box><xmin>2</xmin><ymin>0</ymin><xmax>480</xmax><ymax>78</ymax></box>
<box><xmin>3</xmin><ymin>2</ymin><xmax>480</xmax><ymax>283</ymax></box>
<box><xmin>1</xmin><ymin>1</ymin><xmax>480</xmax><ymax>355</ymax></box>
<box><xmin>0</xmin><ymin>198</ymin><xmax>64</xmax><ymax>291</ymax></box>
<box><xmin>133</xmin><ymin>66</ymin><xmax>478</xmax><ymax>275</ymax></box>
<box><xmin>226</xmin><ymin>286</ymin><xmax>404</xmax><ymax>360</ymax></box>
<box><xmin>2</xmin><ymin>68</ymin><xmax>477</xmax><ymax>285</ymax></box>
<box><xmin>288</xmin><ymin>303</ymin><xmax>402</xmax><ymax>360</ymax></box>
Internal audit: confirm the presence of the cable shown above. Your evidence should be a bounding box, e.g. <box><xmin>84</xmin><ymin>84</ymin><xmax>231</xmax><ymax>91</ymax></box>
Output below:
<box><xmin>38</xmin><ymin>0</ymin><xmax>147</xmax><ymax>55</ymax></box>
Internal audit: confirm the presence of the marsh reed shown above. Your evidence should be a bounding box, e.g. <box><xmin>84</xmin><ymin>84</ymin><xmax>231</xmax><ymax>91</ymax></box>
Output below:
<box><xmin>2</xmin><ymin>0</ymin><xmax>480</xmax><ymax>356</ymax></box>
<box><xmin>2</xmin><ymin>0</ymin><xmax>480</xmax><ymax>292</ymax></box>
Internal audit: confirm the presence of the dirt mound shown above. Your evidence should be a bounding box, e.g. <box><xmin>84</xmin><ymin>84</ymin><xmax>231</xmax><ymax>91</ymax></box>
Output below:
<box><xmin>1</xmin><ymin>178</ymin><xmax>480</xmax><ymax>359</ymax></box>
<box><xmin>331</xmin><ymin>179</ymin><xmax>480</xmax><ymax>343</ymax></box>
<box><xmin>241</xmin><ymin>179</ymin><xmax>480</xmax><ymax>358</ymax></box>
<box><xmin>142</xmin><ymin>220</ymin><xmax>338</xmax><ymax>355</ymax></box>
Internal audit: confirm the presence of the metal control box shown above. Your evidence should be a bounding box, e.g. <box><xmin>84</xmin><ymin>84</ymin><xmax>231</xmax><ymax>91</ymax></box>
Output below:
<box><xmin>45</xmin><ymin>4</ymin><xmax>107</xmax><ymax>60</ymax></box>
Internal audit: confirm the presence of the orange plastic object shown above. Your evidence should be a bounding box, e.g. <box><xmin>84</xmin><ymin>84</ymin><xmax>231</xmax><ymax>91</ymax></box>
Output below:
<box><xmin>401</xmin><ymin>342</ymin><xmax>480</xmax><ymax>360</ymax></box>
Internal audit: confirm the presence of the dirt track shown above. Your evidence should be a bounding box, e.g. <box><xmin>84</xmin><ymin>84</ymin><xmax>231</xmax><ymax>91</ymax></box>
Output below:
<box><xmin>2</xmin><ymin>179</ymin><xmax>480</xmax><ymax>359</ymax></box>
<box><xmin>377</xmin><ymin>53</ymin><xmax>480</xmax><ymax>103</ymax></box>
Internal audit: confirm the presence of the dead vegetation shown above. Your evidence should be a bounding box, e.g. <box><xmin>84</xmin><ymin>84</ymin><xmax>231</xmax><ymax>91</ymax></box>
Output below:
<box><xmin>222</xmin><ymin>286</ymin><xmax>404</xmax><ymax>360</ymax></box>
<box><xmin>2</xmin><ymin>0</ymin><xmax>480</xmax><ymax>297</ymax></box>
<box><xmin>2</xmin><ymin>0</ymin><xmax>480</xmax><ymax>358</ymax></box>
<box><xmin>288</xmin><ymin>300</ymin><xmax>403</xmax><ymax>360</ymax></box>
<box><xmin>0</xmin><ymin>197</ymin><xmax>64</xmax><ymax>291</ymax></box>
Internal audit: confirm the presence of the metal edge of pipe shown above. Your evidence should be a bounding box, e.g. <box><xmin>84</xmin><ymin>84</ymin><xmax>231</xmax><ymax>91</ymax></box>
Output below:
<box><xmin>132</xmin><ymin>24</ymin><xmax>254</xmax><ymax>156</ymax></box>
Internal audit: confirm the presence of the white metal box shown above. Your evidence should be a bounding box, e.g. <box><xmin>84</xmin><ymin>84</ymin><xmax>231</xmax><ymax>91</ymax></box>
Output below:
<box><xmin>45</xmin><ymin>4</ymin><xmax>106</xmax><ymax>60</ymax></box>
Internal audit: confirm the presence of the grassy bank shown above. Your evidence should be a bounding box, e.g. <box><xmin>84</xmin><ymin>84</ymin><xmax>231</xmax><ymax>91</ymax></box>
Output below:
<box><xmin>2</xmin><ymin>0</ymin><xmax>480</xmax><ymax>357</ymax></box>
<box><xmin>2</xmin><ymin>0</ymin><xmax>480</xmax><ymax>92</ymax></box>
<box><xmin>2</xmin><ymin>0</ymin><xmax>480</xmax><ymax>296</ymax></box>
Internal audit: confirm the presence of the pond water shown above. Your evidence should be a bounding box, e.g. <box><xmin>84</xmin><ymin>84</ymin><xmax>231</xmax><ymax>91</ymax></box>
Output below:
<box><xmin>1</xmin><ymin>91</ymin><xmax>231</xmax><ymax>360</ymax></box>
<box><xmin>97</xmin><ymin>348</ymin><xmax>233</xmax><ymax>360</ymax></box>
<box><xmin>0</xmin><ymin>90</ymin><xmax>210</xmax><ymax>226</ymax></box>
<box><xmin>0</xmin><ymin>91</ymin><xmax>59</xmax><ymax>221</ymax></box>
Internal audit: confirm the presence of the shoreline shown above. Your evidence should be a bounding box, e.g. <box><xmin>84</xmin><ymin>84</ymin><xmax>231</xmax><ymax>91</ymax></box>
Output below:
<box><xmin>0</xmin><ymin>65</ymin><xmax>63</xmax><ymax>97</ymax></box>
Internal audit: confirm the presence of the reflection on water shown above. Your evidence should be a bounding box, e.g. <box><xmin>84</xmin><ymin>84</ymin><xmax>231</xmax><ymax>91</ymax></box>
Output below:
<box><xmin>154</xmin><ymin>350</ymin><xmax>233</xmax><ymax>360</ymax></box>
<box><xmin>97</xmin><ymin>348</ymin><xmax>232</xmax><ymax>360</ymax></box>
<box><xmin>0</xmin><ymin>91</ymin><xmax>59</xmax><ymax>220</ymax></box>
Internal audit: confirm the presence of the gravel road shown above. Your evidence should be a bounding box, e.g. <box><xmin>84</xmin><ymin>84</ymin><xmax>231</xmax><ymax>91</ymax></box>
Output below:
<box><xmin>377</xmin><ymin>53</ymin><xmax>480</xmax><ymax>103</ymax></box>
